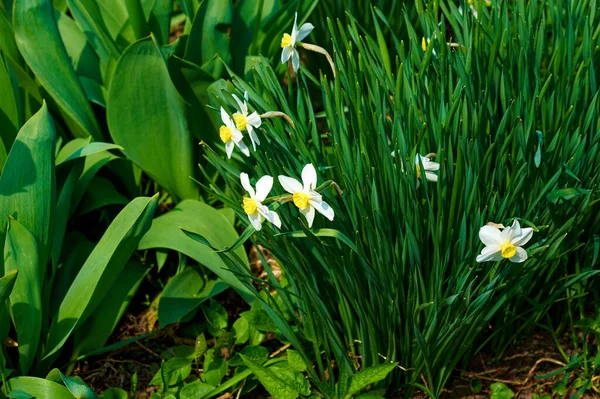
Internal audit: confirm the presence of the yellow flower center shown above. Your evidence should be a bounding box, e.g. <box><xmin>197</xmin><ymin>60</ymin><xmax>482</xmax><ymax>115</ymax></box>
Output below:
<box><xmin>421</xmin><ymin>37</ymin><xmax>428</xmax><ymax>52</ymax></box>
<box><xmin>233</xmin><ymin>113</ymin><xmax>247</xmax><ymax>131</ymax></box>
<box><xmin>281</xmin><ymin>33</ymin><xmax>292</xmax><ymax>48</ymax></box>
<box><xmin>243</xmin><ymin>197</ymin><xmax>258</xmax><ymax>215</ymax></box>
<box><xmin>220</xmin><ymin>125</ymin><xmax>232</xmax><ymax>143</ymax></box>
<box><xmin>292</xmin><ymin>192</ymin><xmax>310</xmax><ymax>210</ymax></box>
<box><xmin>500</xmin><ymin>242</ymin><xmax>517</xmax><ymax>259</ymax></box>
<box><xmin>416</xmin><ymin>164</ymin><xmax>422</xmax><ymax>179</ymax></box>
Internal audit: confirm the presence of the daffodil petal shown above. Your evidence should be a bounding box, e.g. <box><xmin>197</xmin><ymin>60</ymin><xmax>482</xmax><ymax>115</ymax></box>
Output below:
<box><xmin>310</xmin><ymin>199</ymin><xmax>334</xmax><ymax>221</ymax></box>
<box><xmin>291</xmin><ymin>49</ymin><xmax>300</xmax><ymax>72</ymax></box>
<box><xmin>301</xmin><ymin>205</ymin><xmax>315</xmax><ymax>228</ymax></box>
<box><xmin>278</xmin><ymin>176</ymin><xmax>303</xmax><ymax>194</ymax></box>
<box><xmin>220</xmin><ymin>107</ymin><xmax>231</xmax><ymax>125</ymax></box>
<box><xmin>502</xmin><ymin>219</ymin><xmax>521</xmax><ymax>242</ymax></box>
<box><xmin>236</xmin><ymin>140</ymin><xmax>250</xmax><ymax>157</ymax></box>
<box><xmin>232</xmin><ymin>94</ymin><xmax>248</xmax><ymax>115</ymax></box>
<box><xmin>296</xmin><ymin>22</ymin><xmax>314</xmax><ymax>42</ymax></box>
<box><xmin>476</xmin><ymin>246</ymin><xmax>503</xmax><ymax>262</ymax></box>
<box><xmin>249</xmin><ymin>130</ymin><xmax>260</xmax><ymax>150</ymax></box>
<box><xmin>291</xmin><ymin>12</ymin><xmax>299</xmax><ymax>41</ymax></box>
<box><xmin>425</xmin><ymin>171</ymin><xmax>438</xmax><ymax>182</ymax></box>
<box><xmin>302</xmin><ymin>163</ymin><xmax>318</xmax><ymax>191</ymax></box>
<box><xmin>424</xmin><ymin>161</ymin><xmax>440</xmax><ymax>171</ymax></box>
<box><xmin>509</xmin><ymin>247</ymin><xmax>528</xmax><ymax>263</ymax></box>
<box><xmin>248</xmin><ymin>212</ymin><xmax>262</xmax><ymax>231</ymax></box>
<box><xmin>512</xmin><ymin>227</ymin><xmax>533</xmax><ymax>246</ymax></box>
<box><xmin>259</xmin><ymin>206</ymin><xmax>281</xmax><ymax>229</ymax></box>
<box><xmin>479</xmin><ymin>225</ymin><xmax>503</xmax><ymax>246</ymax></box>
<box><xmin>225</xmin><ymin>141</ymin><xmax>234</xmax><ymax>159</ymax></box>
<box><xmin>247</xmin><ymin>112</ymin><xmax>262</xmax><ymax>128</ymax></box>
<box><xmin>231</xmin><ymin>127</ymin><xmax>243</xmax><ymax>142</ymax></box>
<box><xmin>240</xmin><ymin>173</ymin><xmax>255</xmax><ymax>197</ymax></box>
<box><xmin>255</xmin><ymin>176</ymin><xmax>273</xmax><ymax>202</ymax></box>
<box><xmin>281</xmin><ymin>45</ymin><xmax>292</xmax><ymax>63</ymax></box>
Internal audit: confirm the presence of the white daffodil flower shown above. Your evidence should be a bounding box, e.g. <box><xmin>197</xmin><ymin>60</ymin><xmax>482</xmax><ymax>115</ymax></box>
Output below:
<box><xmin>232</xmin><ymin>91</ymin><xmax>262</xmax><ymax>151</ymax></box>
<box><xmin>415</xmin><ymin>154</ymin><xmax>440</xmax><ymax>182</ymax></box>
<box><xmin>220</xmin><ymin>107</ymin><xmax>249</xmax><ymax>159</ymax></box>
<box><xmin>476</xmin><ymin>220</ymin><xmax>533</xmax><ymax>263</ymax></box>
<box><xmin>240</xmin><ymin>173</ymin><xmax>281</xmax><ymax>231</ymax></box>
<box><xmin>281</xmin><ymin>13</ymin><xmax>314</xmax><ymax>72</ymax></box>
<box><xmin>278</xmin><ymin>163</ymin><xmax>334</xmax><ymax>228</ymax></box>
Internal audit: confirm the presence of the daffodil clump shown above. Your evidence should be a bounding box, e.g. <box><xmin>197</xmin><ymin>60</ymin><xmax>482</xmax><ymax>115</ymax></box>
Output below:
<box><xmin>202</xmin><ymin>3</ymin><xmax>599</xmax><ymax>397</ymax></box>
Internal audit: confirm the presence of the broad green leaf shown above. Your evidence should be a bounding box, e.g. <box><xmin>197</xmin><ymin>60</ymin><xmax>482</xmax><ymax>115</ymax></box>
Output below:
<box><xmin>0</xmin><ymin>54</ymin><xmax>18</xmax><ymax>150</ymax></box>
<box><xmin>107</xmin><ymin>37</ymin><xmax>197</xmax><ymax>200</ymax></box>
<box><xmin>0</xmin><ymin>270</ymin><xmax>17</xmax><ymax>306</ymax></box>
<box><xmin>240</xmin><ymin>307</ymin><xmax>277</xmax><ymax>332</ymax></box>
<box><xmin>66</xmin><ymin>0</ymin><xmax>121</xmax><ymax>61</ymax></box>
<box><xmin>149</xmin><ymin>0</ymin><xmax>172</xmax><ymax>45</ymax></box>
<box><xmin>4</xmin><ymin>218</ymin><xmax>41</xmax><ymax>374</ymax></box>
<box><xmin>201</xmin><ymin>349</ymin><xmax>228</xmax><ymax>386</ymax></box>
<box><xmin>60</xmin><ymin>371</ymin><xmax>98</xmax><ymax>399</ymax></box>
<box><xmin>287</xmin><ymin>350</ymin><xmax>307</xmax><ymax>372</ymax></box>
<box><xmin>73</xmin><ymin>260</ymin><xmax>148</xmax><ymax>357</ymax></box>
<box><xmin>240</xmin><ymin>354</ymin><xmax>300</xmax><ymax>399</ymax></box>
<box><xmin>75</xmin><ymin>176</ymin><xmax>129</xmax><ymax>216</ymax></box>
<box><xmin>2</xmin><ymin>377</ymin><xmax>73</xmax><ymax>398</ymax></box>
<box><xmin>230</xmin><ymin>0</ymin><xmax>279</xmax><ymax>74</ymax></box>
<box><xmin>125</xmin><ymin>0</ymin><xmax>150</xmax><ymax>40</ymax></box>
<box><xmin>158</xmin><ymin>265</ymin><xmax>229</xmax><ymax>326</ymax></box>
<box><xmin>44</xmin><ymin>195</ymin><xmax>158</xmax><ymax>359</ymax></box>
<box><xmin>56</xmin><ymin>141</ymin><xmax>123</xmax><ymax>165</ymax></box>
<box><xmin>184</xmin><ymin>0</ymin><xmax>232</xmax><ymax>78</ymax></box>
<box><xmin>6</xmin><ymin>390</ymin><xmax>34</xmax><ymax>399</ymax></box>
<box><xmin>346</xmin><ymin>363</ymin><xmax>398</xmax><ymax>396</ymax></box>
<box><xmin>269</xmin><ymin>367</ymin><xmax>310</xmax><ymax>396</ymax></box>
<box><xmin>71</xmin><ymin>151</ymin><xmax>120</xmax><ymax>214</ymax></box>
<box><xmin>232</xmin><ymin>316</ymin><xmax>249</xmax><ymax>344</ymax></box>
<box><xmin>101</xmin><ymin>388</ymin><xmax>128</xmax><ymax>399</ymax></box>
<box><xmin>229</xmin><ymin>345</ymin><xmax>268</xmax><ymax>367</ymax></box>
<box><xmin>0</xmin><ymin>103</ymin><xmax>56</xmax><ymax>288</ymax></box>
<box><xmin>201</xmin><ymin>299</ymin><xmax>228</xmax><ymax>333</ymax></box>
<box><xmin>54</xmin><ymin>9</ymin><xmax>102</xmax><ymax>82</ymax></box>
<box><xmin>149</xmin><ymin>357</ymin><xmax>192</xmax><ymax>387</ymax></box>
<box><xmin>490</xmin><ymin>382</ymin><xmax>515</xmax><ymax>399</ymax></box>
<box><xmin>179</xmin><ymin>382</ymin><xmax>215</xmax><ymax>399</ymax></box>
<box><xmin>49</xmin><ymin>232</ymin><xmax>95</xmax><ymax>317</ymax></box>
<box><xmin>51</xmin><ymin>160</ymin><xmax>84</xmax><ymax>270</ymax></box>
<box><xmin>138</xmin><ymin>200</ymin><xmax>252</xmax><ymax>301</ymax></box>
<box><xmin>14</xmin><ymin>0</ymin><xmax>102</xmax><ymax>140</ymax></box>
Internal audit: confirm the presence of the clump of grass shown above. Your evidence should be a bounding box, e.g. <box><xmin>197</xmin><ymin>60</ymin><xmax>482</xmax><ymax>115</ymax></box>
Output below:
<box><xmin>201</xmin><ymin>0</ymin><xmax>600</xmax><ymax>396</ymax></box>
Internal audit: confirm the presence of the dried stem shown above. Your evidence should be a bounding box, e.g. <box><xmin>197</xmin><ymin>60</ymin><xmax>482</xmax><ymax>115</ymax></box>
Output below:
<box><xmin>260</xmin><ymin>111</ymin><xmax>296</xmax><ymax>130</ymax></box>
<box><xmin>299</xmin><ymin>42</ymin><xmax>336</xmax><ymax>78</ymax></box>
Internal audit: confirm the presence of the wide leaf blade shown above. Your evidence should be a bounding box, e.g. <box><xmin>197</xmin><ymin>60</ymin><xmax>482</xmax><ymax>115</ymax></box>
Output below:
<box><xmin>13</xmin><ymin>0</ymin><xmax>102</xmax><ymax>140</ymax></box>
<box><xmin>43</xmin><ymin>194</ymin><xmax>158</xmax><ymax>359</ymax></box>
<box><xmin>0</xmin><ymin>103</ymin><xmax>56</xmax><ymax>277</ymax></box>
<box><xmin>107</xmin><ymin>37</ymin><xmax>197</xmax><ymax>200</ymax></box>
<box><xmin>4</xmin><ymin>218</ymin><xmax>41</xmax><ymax>374</ymax></box>
<box><xmin>138</xmin><ymin>200</ymin><xmax>252</xmax><ymax>302</ymax></box>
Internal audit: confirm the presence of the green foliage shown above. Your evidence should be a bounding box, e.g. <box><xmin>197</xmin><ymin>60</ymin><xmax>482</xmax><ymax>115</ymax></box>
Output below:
<box><xmin>0</xmin><ymin>0</ymin><xmax>276</xmax><ymax>391</ymax></box>
<box><xmin>490</xmin><ymin>383</ymin><xmax>514</xmax><ymax>399</ymax></box>
<box><xmin>199</xmin><ymin>0</ymin><xmax>600</xmax><ymax>397</ymax></box>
